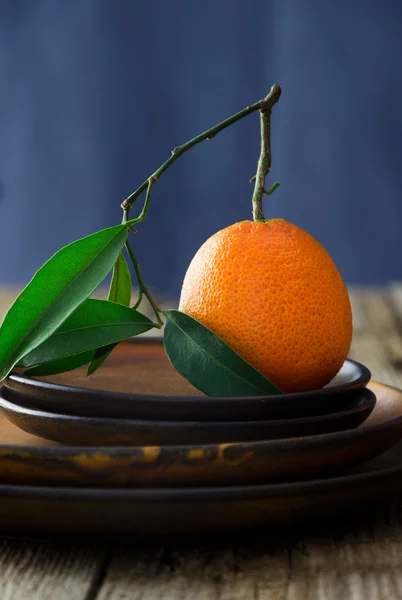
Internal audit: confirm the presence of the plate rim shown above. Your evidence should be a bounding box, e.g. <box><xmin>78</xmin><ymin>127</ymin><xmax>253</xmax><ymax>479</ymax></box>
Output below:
<box><xmin>0</xmin><ymin>386</ymin><xmax>376</xmax><ymax>429</ymax></box>
<box><xmin>0</xmin><ymin>382</ymin><xmax>398</xmax><ymax>455</ymax></box>
<box><xmin>7</xmin><ymin>339</ymin><xmax>371</xmax><ymax>405</ymax></box>
<box><xmin>0</xmin><ymin>454</ymin><xmax>402</xmax><ymax>500</ymax></box>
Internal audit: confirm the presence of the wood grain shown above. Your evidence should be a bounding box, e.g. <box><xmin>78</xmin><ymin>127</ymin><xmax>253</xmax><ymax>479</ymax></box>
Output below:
<box><xmin>285</xmin><ymin>505</ymin><xmax>402</xmax><ymax>599</ymax></box>
<box><xmin>94</xmin><ymin>508</ymin><xmax>402</xmax><ymax>600</ymax></box>
<box><xmin>92</xmin><ymin>510</ymin><xmax>402</xmax><ymax>600</ymax></box>
<box><xmin>349</xmin><ymin>286</ymin><xmax>402</xmax><ymax>388</ymax></box>
<box><xmin>0</xmin><ymin>539</ymin><xmax>103</xmax><ymax>600</ymax></box>
<box><xmin>96</xmin><ymin>544</ymin><xmax>291</xmax><ymax>600</ymax></box>
<box><xmin>0</xmin><ymin>286</ymin><xmax>402</xmax><ymax>600</ymax></box>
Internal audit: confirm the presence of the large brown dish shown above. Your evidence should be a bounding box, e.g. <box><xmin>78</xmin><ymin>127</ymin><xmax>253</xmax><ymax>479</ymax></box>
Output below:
<box><xmin>0</xmin><ymin>433</ymin><xmax>402</xmax><ymax>537</ymax></box>
<box><xmin>0</xmin><ymin>382</ymin><xmax>399</xmax><ymax>487</ymax></box>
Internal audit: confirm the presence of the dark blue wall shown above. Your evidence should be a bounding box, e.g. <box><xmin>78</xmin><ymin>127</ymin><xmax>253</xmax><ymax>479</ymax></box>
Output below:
<box><xmin>1</xmin><ymin>0</ymin><xmax>401</xmax><ymax>300</ymax></box>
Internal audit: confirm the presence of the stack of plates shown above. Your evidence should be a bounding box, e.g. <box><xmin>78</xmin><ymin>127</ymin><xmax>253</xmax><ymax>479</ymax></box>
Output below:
<box><xmin>0</xmin><ymin>339</ymin><xmax>402</xmax><ymax>537</ymax></box>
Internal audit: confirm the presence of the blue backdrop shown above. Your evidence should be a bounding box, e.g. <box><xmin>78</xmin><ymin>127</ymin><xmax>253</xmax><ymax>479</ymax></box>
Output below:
<box><xmin>1</xmin><ymin>0</ymin><xmax>401</xmax><ymax>300</ymax></box>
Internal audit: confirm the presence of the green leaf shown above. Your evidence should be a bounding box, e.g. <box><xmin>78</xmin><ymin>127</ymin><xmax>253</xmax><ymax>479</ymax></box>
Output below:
<box><xmin>0</xmin><ymin>224</ymin><xmax>129</xmax><ymax>382</ymax></box>
<box><xmin>18</xmin><ymin>298</ymin><xmax>154</xmax><ymax>368</ymax></box>
<box><xmin>86</xmin><ymin>252</ymin><xmax>132</xmax><ymax>375</ymax></box>
<box><xmin>108</xmin><ymin>252</ymin><xmax>132</xmax><ymax>306</ymax></box>
<box><xmin>164</xmin><ymin>310</ymin><xmax>282</xmax><ymax>397</ymax></box>
<box><xmin>24</xmin><ymin>350</ymin><xmax>97</xmax><ymax>377</ymax></box>
<box><xmin>86</xmin><ymin>343</ymin><xmax>115</xmax><ymax>376</ymax></box>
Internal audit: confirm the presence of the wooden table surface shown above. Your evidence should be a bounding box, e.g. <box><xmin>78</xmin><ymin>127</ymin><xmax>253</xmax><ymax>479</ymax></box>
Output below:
<box><xmin>1</xmin><ymin>285</ymin><xmax>402</xmax><ymax>599</ymax></box>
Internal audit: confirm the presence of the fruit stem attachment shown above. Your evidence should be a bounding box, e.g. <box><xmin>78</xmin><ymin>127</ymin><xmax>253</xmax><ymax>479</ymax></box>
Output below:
<box><xmin>121</xmin><ymin>85</ymin><xmax>282</xmax><ymax>217</ymax></box>
<box><xmin>251</xmin><ymin>83</ymin><xmax>281</xmax><ymax>222</ymax></box>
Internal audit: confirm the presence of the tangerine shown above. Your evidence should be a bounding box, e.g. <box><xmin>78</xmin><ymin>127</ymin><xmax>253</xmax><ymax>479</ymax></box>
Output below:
<box><xmin>179</xmin><ymin>218</ymin><xmax>352</xmax><ymax>393</ymax></box>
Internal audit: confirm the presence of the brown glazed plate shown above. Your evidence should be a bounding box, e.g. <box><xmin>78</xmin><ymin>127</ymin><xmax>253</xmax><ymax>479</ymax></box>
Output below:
<box><xmin>0</xmin><ymin>382</ymin><xmax>398</xmax><ymax>489</ymax></box>
<box><xmin>0</xmin><ymin>386</ymin><xmax>376</xmax><ymax>446</ymax></box>
<box><xmin>0</xmin><ymin>415</ymin><xmax>402</xmax><ymax>536</ymax></box>
<box><xmin>4</xmin><ymin>340</ymin><xmax>371</xmax><ymax>421</ymax></box>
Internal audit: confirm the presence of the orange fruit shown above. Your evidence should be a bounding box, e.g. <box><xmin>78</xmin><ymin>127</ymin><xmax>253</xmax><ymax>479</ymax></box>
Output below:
<box><xmin>179</xmin><ymin>218</ymin><xmax>352</xmax><ymax>393</ymax></box>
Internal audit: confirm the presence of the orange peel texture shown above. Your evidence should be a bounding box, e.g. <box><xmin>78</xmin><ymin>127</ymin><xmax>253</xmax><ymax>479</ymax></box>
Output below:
<box><xmin>179</xmin><ymin>219</ymin><xmax>352</xmax><ymax>393</ymax></box>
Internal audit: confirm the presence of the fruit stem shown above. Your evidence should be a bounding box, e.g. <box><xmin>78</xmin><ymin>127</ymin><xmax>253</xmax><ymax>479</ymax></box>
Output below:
<box><xmin>121</xmin><ymin>85</ymin><xmax>282</xmax><ymax>216</ymax></box>
<box><xmin>251</xmin><ymin>84</ymin><xmax>281</xmax><ymax>222</ymax></box>
<box><xmin>125</xmin><ymin>239</ymin><xmax>163</xmax><ymax>328</ymax></box>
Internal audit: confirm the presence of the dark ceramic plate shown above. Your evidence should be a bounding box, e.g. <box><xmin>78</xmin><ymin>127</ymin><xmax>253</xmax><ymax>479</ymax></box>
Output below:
<box><xmin>4</xmin><ymin>340</ymin><xmax>371</xmax><ymax>421</ymax></box>
<box><xmin>1</xmin><ymin>424</ymin><xmax>402</xmax><ymax>537</ymax></box>
<box><xmin>0</xmin><ymin>383</ymin><xmax>398</xmax><ymax>488</ymax></box>
<box><xmin>0</xmin><ymin>386</ymin><xmax>376</xmax><ymax>446</ymax></box>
